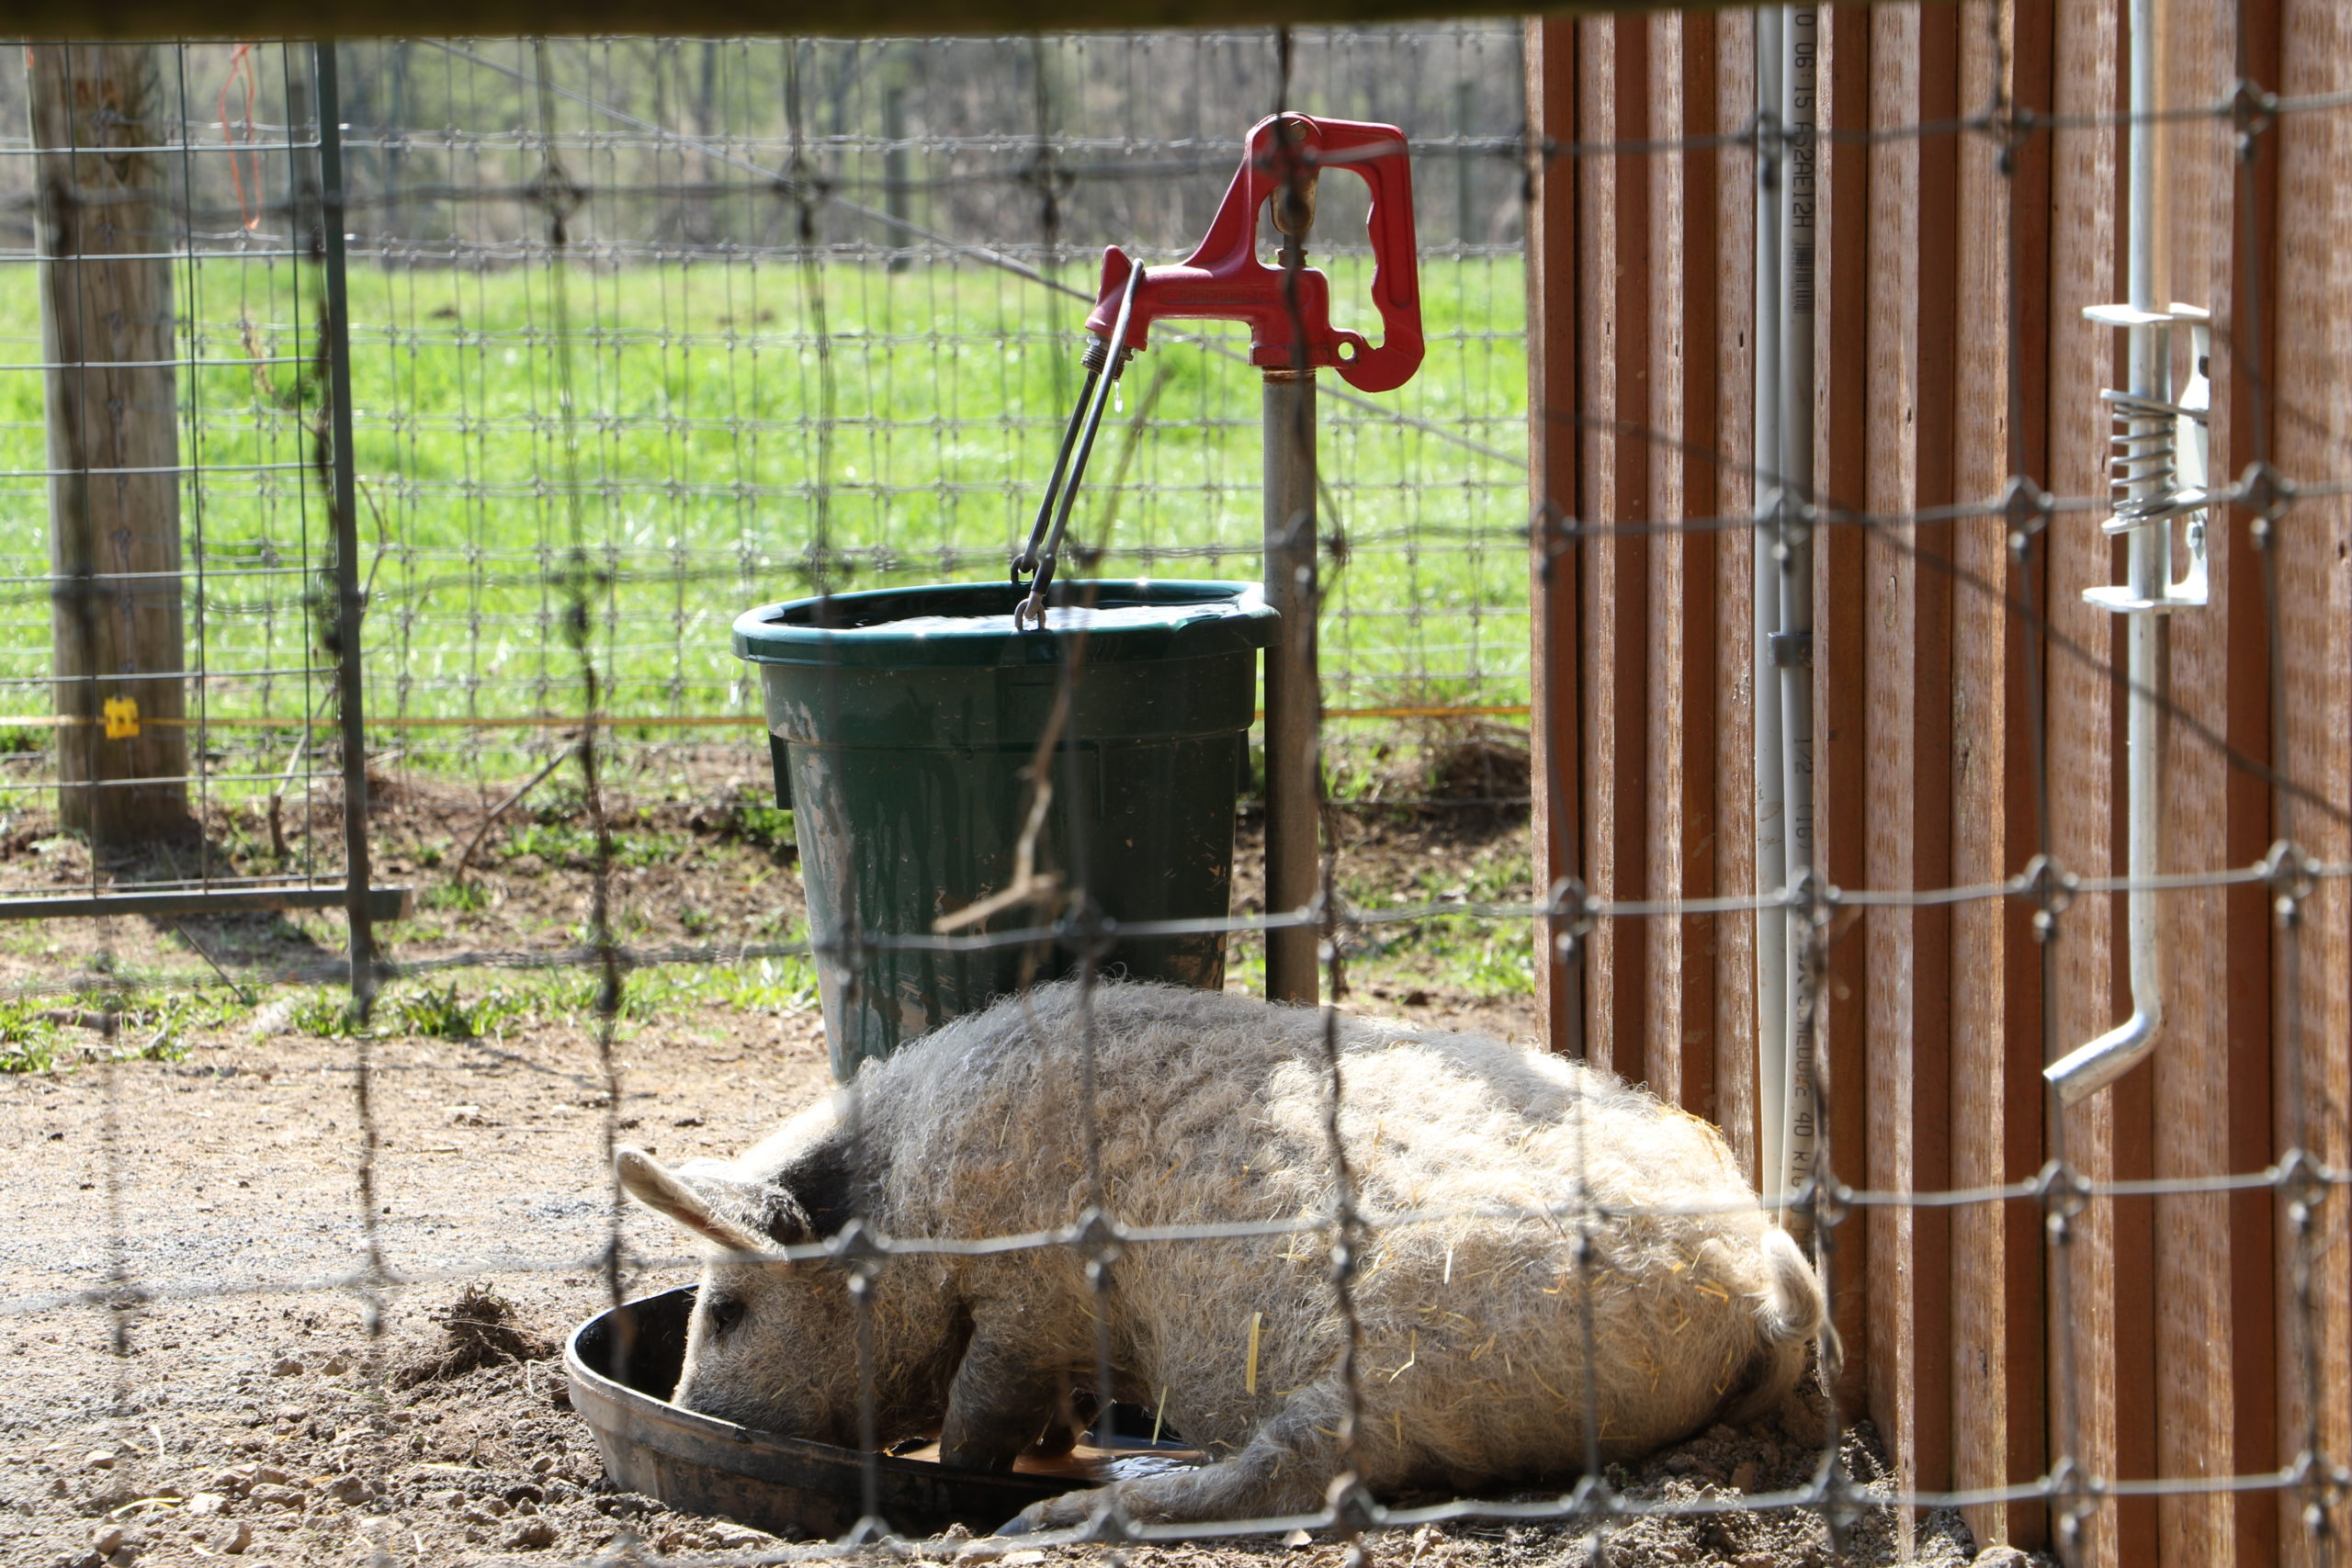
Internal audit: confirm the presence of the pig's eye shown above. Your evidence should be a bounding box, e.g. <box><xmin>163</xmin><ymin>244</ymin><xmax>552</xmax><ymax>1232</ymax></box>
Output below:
<box><xmin>705</xmin><ymin>1294</ymin><xmax>746</xmax><ymax>1336</ymax></box>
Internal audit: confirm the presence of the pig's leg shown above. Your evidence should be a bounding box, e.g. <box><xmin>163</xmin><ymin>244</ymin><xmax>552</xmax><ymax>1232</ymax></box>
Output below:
<box><xmin>938</xmin><ymin>1333</ymin><xmax>1071</xmax><ymax>1472</ymax></box>
<box><xmin>1001</xmin><ymin>1385</ymin><xmax>1345</xmax><ymax>1531</ymax></box>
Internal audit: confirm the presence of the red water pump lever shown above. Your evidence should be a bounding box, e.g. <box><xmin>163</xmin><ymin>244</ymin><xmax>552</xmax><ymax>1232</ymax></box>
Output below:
<box><xmin>1081</xmin><ymin>113</ymin><xmax>1424</xmax><ymax>394</ymax></box>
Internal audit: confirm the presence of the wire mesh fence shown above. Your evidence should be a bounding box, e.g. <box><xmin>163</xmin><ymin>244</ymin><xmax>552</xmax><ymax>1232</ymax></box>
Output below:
<box><xmin>0</xmin><ymin>12</ymin><xmax>2347</xmax><ymax>1568</ymax></box>
<box><xmin>322</xmin><ymin>30</ymin><xmax>1533</xmax><ymax>752</ymax></box>
<box><xmin>0</xmin><ymin>27</ymin><xmax>1533</xmax><ymax>923</ymax></box>
<box><xmin>0</xmin><ymin>42</ymin><xmax>371</xmax><ymax>923</ymax></box>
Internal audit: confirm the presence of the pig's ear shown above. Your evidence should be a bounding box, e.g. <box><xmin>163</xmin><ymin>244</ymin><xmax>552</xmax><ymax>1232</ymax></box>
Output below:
<box><xmin>616</xmin><ymin>1146</ymin><xmax>773</xmax><ymax>1257</ymax></box>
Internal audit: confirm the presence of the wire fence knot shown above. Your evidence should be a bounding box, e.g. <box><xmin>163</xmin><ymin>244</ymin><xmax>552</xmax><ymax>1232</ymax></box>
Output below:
<box><xmin>1992</xmin><ymin>104</ymin><xmax>2041</xmax><ymax>175</ymax></box>
<box><xmin>2261</xmin><ymin>839</ymin><xmax>2318</xmax><ymax>924</ymax></box>
<box><xmin>2228</xmin><ymin>78</ymin><xmax>2281</xmax><ymax>152</ymax></box>
<box><xmin>1785</xmin><ymin>868</ymin><xmax>1838</xmax><ymax>929</ymax></box>
<box><xmin>1326</xmin><ymin>1472</ymin><xmax>1381</xmax><ymax>1534</ymax></box>
<box><xmin>1542</xmin><ymin>878</ymin><xmax>1596</xmax><ymax>956</ymax></box>
<box><xmin>2282</xmin><ymin>1445</ymin><xmax>2350</xmax><ymax>1545</ymax></box>
<box><xmin>2275</xmin><ymin>1146</ymin><xmax>2330</xmax><ymax>1232</ymax></box>
<box><xmin>1057</xmin><ymin>897</ymin><xmax>1118</xmax><ymax>964</ymax></box>
<box><xmin>2240</xmin><ymin>459</ymin><xmax>2297</xmax><ymax>539</ymax></box>
<box><xmin>2017</xmin><ymin>852</ymin><xmax>2077</xmax><ymax>942</ymax></box>
<box><xmin>2000</xmin><ymin>475</ymin><xmax>2056</xmax><ymax>555</ymax></box>
<box><xmin>526</xmin><ymin>162</ymin><xmax>583</xmax><ymax>229</ymax></box>
<box><xmin>1812</xmin><ymin>1451</ymin><xmax>1867</xmax><ymax>1553</ymax></box>
<box><xmin>1795</xmin><ymin>1173</ymin><xmax>1852</xmax><ymax>1238</ymax></box>
<box><xmin>1767</xmin><ymin>493</ymin><xmax>1813</xmax><ymax>561</ymax></box>
<box><xmin>2045</xmin><ymin>1455</ymin><xmax>2100</xmax><ymax>1552</ymax></box>
<box><xmin>825</xmin><ymin>1216</ymin><xmax>886</xmax><ymax>1280</ymax></box>
<box><xmin>1559</xmin><ymin>1472</ymin><xmax>1620</xmax><ymax>1538</ymax></box>
<box><xmin>1531</xmin><ymin>499</ymin><xmax>1581</xmax><ymax>570</ymax></box>
<box><xmin>2031</xmin><ymin>1158</ymin><xmax>2092</xmax><ymax>1247</ymax></box>
<box><xmin>1067</xmin><ymin>1206</ymin><xmax>1125</xmax><ymax>1277</ymax></box>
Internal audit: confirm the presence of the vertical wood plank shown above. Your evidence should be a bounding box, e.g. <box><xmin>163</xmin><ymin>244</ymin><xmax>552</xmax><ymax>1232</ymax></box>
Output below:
<box><xmin>2267</xmin><ymin>3</ymin><xmax>2349</xmax><ymax>1562</ymax></box>
<box><xmin>1577</xmin><ymin>15</ymin><xmax>1651</xmax><ymax>1082</ymax></box>
<box><xmin>1679</xmin><ymin>15</ymin><xmax>1721</xmax><ymax>1128</ymax></box>
<box><xmin>2043</xmin><ymin>1</ymin><xmax>2152</xmax><ymax>1561</ymax></box>
<box><xmin>1644</xmin><ymin>10</ymin><xmax>1720</xmax><ymax>1120</ymax></box>
<box><xmin>1815</xmin><ymin>0</ymin><xmax>1874</xmax><ymax>1413</ymax></box>
<box><xmin>1645</xmin><ymin>12</ymin><xmax>1691</xmax><ymax>1106</ymax></box>
<box><xmin>2152</xmin><ymin>0</ymin><xmax>2265</xmax><ymax>1555</ymax></box>
<box><xmin>1862</xmin><ymin>0</ymin><xmax>1959</xmax><ymax>1524</ymax></box>
<box><xmin>1946</xmin><ymin>0</ymin><xmax>2015</xmax><ymax>1536</ymax></box>
<box><xmin>1526</xmin><ymin>19</ymin><xmax>1581</xmax><ymax>1060</ymax></box>
<box><xmin>2092</xmin><ymin>6</ymin><xmax>2164</xmax><ymax>1542</ymax></box>
<box><xmin>1713</xmin><ymin>8</ymin><xmax>1760</xmax><ymax>1181</ymax></box>
<box><xmin>2007</xmin><ymin>5</ymin><xmax>2059</xmax><ymax>1541</ymax></box>
<box><xmin>2220</xmin><ymin>8</ymin><xmax>2282</xmax><ymax>1568</ymax></box>
<box><xmin>1949</xmin><ymin>0</ymin><xmax>2052</xmax><ymax>1548</ymax></box>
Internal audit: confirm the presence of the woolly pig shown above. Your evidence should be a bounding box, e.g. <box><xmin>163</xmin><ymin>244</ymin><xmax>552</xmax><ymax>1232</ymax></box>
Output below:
<box><xmin>616</xmin><ymin>980</ymin><xmax>1824</xmax><ymax>1531</ymax></box>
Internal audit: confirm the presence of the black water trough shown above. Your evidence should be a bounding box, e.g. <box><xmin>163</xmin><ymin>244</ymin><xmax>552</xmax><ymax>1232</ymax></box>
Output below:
<box><xmin>565</xmin><ymin>1286</ymin><xmax>1078</xmax><ymax>1540</ymax></box>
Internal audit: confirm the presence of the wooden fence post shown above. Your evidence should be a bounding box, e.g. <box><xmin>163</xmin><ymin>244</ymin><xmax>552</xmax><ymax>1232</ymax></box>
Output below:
<box><xmin>1949</xmin><ymin>0</ymin><xmax>2052</xmax><ymax>1548</ymax></box>
<box><xmin>2267</xmin><ymin>3</ymin><xmax>2349</xmax><ymax>1562</ymax></box>
<box><xmin>1642</xmin><ymin>6</ymin><xmax>1719</xmax><ymax>1122</ymax></box>
<box><xmin>1525</xmin><ymin>17</ymin><xmax>1581</xmax><ymax>1059</ymax></box>
<box><xmin>1576</xmin><ymin>10</ymin><xmax>1652</xmax><ymax>1080</ymax></box>
<box><xmin>1813</xmin><ymin>0</ymin><xmax>1872</xmax><ymax>1417</ymax></box>
<box><xmin>1861</xmin><ymin>0</ymin><xmax>1960</xmax><ymax>1536</ymax></box>
<box><xmin>29</xmin><ymin>42</ymin><xmax>189</xmax><ymax>841</ymax></box>
<box><xmin>1710</xmin><ymin>7</ymin><xmax>1762</xmax><ymax>1185</ymax></box>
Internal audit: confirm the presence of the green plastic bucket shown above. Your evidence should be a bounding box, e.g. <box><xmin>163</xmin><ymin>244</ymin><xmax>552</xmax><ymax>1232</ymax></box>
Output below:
<box><xmin>733</xmin><ymin>579</ymin><xmax>1276</xmax><ymax>1079</ymax></box>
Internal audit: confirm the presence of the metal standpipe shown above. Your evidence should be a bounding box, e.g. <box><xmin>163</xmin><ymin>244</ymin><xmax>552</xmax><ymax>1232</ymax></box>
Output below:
<box><xmin>1751</xmin><ymin>4</ymin><xmax>1791</xmax><ymax>1205</ymax></box>
<box><xmin>1753</xmin><ymin>5</ymin><xmax>1823</xmax><ymax>1213</ymax></box>
<box><xmin>1774</xmin><ymin>3</ymin><xmax>1822</xmax><ymax>1211</ymax></box>
<box><xmin>1038</xmin><ymin>111</ymin><xmax>1426</xmax><ymax>1010</ymax></box>
<box><xmin>1262</xmin><ymin>367</ymin><xmax>1320</xmax><ymax>1005</ymax></box>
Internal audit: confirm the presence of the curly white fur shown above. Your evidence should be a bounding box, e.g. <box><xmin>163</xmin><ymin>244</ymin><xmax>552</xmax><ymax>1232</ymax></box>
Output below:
<box><xmin>618</xmin><ymin>980</ymin><xmax>1824</xmax><ymax>1530</ymax></box>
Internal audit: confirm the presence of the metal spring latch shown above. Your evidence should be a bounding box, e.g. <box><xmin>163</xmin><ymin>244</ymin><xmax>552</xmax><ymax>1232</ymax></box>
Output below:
<box><xmin>2080</xmin><ymin>301</ymin><xmax>2211</xmax><ymax>615</ymax></box>
<box><xmin>2046</xmin><ymin>299</ymin><xmax>2210</xmax><ymax>1106</ymax></box>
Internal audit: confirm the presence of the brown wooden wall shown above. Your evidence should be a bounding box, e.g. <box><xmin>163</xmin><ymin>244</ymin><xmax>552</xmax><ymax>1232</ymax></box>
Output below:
<box><xmin>1526</xmin><ymin>4</ymin><xmax>2350</xmax><ymax>1562</ymax></box>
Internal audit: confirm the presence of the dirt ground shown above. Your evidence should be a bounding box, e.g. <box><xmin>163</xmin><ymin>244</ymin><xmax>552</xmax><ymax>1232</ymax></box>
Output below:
<box><xmin>4</xmin><ymin>1004</ymin><xmax>2013</xmax><ymax>1568</ymax></box>
<box><xmin>0</xmin><ymin>740</ymin><xmax>1547</xmax><ymax>1030</ymax></box>
<box><xmin>0</xmin><ymin>747</ymin><xmax>2037</xmax><ymax>1568</ymax></box>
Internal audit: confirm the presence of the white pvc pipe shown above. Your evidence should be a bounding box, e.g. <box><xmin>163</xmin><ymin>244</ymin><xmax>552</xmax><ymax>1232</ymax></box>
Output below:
<box><xmin>1752</xmin><ymin>6</ymin><xmax>1790</xmax><ymax>1203</ymax></box>
<box><xmin>2045</xmin><ymin>0</ymin><xmax>2164</xmax><ymax>1105</ymax></box>
<box><xmin>1773</xmin><ymin>5</ymin><xmax>1821</xmax><ymax>1203</ymax></box>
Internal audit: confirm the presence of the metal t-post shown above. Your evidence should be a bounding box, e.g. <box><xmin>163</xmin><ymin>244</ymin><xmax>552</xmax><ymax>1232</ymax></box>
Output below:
<box><xmin>1262</xmin><ymin>367</ymin><xmax>1318</xmax><ymax>1005</ymax></box>
<box><xmin>316</xmin><ymin>43</ymin><xmax>377</xmax><ymax>1016</ymax></box>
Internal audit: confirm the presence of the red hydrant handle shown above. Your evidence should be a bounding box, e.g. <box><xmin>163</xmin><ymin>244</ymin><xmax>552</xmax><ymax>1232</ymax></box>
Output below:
<box><xmin>1082</xmin><ymin>113</ymin><xmax>1424</xmax><ymax>395</ymax></box>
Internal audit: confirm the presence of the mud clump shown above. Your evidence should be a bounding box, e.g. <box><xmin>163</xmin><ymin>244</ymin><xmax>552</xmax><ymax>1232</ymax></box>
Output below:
<box><xmin>1428</xmin><ymin>730</ymin><xmax>1531</xmax><ymax>806</ymax></box>
<box><xmin>391</xmin><ymin>1283</ymin><xmax>557</xmax><ymax>1390</ymax></box>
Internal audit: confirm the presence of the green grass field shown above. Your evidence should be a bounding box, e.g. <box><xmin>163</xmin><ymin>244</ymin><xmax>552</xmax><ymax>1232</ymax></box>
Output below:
<box><xmin>0</xmin><ymin>253</ymin><xmax>1529</xmax><ymax>777</ymax></box>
